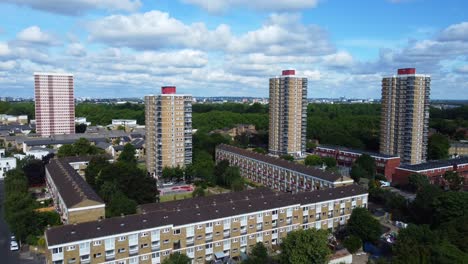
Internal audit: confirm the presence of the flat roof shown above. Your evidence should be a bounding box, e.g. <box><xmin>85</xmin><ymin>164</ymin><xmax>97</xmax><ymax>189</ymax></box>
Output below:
<box><xmin>46</xmin><ymin>185</ymin><xmax>367</xmax><ymax>247</ymax></box>
<box><xmin>316</xmin><ymin>145</ymin><xmax>399</xmax><ymax>159</ymax></box>
<box><xmin>34</xmin><ymin>72</ymin><xmax>73</xmax><ymax>76</ymax></box>
<box><xmin>217</xmin><ymin>144</ymin><xmax>343</xmax><ymax>183</ymax></box>
<box><xmin>398</xmin><ymin>157</ymin><xmax>468</xmax><ymax>171</ymax></box>
<box><xmin>45</xmin><ymin>157</ymin><xmax>104</xmax><ymax>209</ymax></box>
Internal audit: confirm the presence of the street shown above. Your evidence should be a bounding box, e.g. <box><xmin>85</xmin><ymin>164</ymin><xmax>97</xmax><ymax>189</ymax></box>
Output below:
<box><xmin>0</xmin><ymin>181</ymin><xmax>45</xmax><ymax>264</ymax></box>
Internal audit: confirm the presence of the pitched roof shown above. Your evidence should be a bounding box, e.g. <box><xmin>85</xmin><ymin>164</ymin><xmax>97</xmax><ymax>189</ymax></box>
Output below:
<box><xmin>45</xmin><ymin>158</ymin><xmax>104</xmax><ymax>209</ymax></box>
<box><xmin>398</xmin><ymin>157</ymin><xmax>468</xmax><ymax>171</ymax></box>
<box><xmin>216</xmin><ymin>144</ymin><xmax>344</xmax><ymax>182</ymax></box>
<box><xmin>45</xmin><ymin>185</ymin><xmax>367</xmax><ymax>247</ymax></box>
<box><xmin>317</xmin><ymin>144</ymin><xmax>399</xmax><ymax>159</ymax></box>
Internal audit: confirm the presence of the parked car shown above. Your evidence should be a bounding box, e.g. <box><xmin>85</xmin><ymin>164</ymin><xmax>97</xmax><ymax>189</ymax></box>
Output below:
<box><xmin>10</xmin><ymin>241</ymin><xmax>19</xmax><ymax>251</ymax></box>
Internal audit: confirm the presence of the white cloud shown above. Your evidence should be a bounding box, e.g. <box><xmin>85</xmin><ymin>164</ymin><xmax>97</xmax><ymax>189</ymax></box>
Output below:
<box><xmin>0</xmin><ymin>42</ymin><xmax>12</xmax><ymax>57</ymax></box>
<box><xmin>88</xmin><ymin>11</ymin><xmax>231</xmax><ymax>50</ymax></box>
<box><xmin>182</xmin><ymin>0</ymin><xmax>318</xmax><ymax>13</ymax></box>
<box><xmin>16</xmin><ymin>26</ymin><xmax>56</xmax><ymax>45</ymax></box>
<box><xmin>0</xmin><ymin>60</ymin><xmax>16</xmax><ymax>71</ymax></box>
<box><xmin>439</xmin><ymin>22</ymin><xmax>468</xmax><ymax>42</ymax></box>
<box><xmin>454</xmin><ymin>65</ymin><xmax>468</xmax><ymax>74</ymax></box>
<box><xmin>67</xmin><ymin>43</ymin><xmax>87</xmax><ymax>57</ymax></box>
<box><xmin>228</xmin><ymin>13</ymin><xmax>334</xmax><ymax>56</ymax></box>
<box><xmin>322</xmin><ymin>51</ymin><xmax>354</xmax><ymax>67</ymax></box>
<box><xmin>88</xmin><ymin>12</ymin><xmax>335</xmax><ymax>58</ymax></box>
<box><xmin>3</xmin><ymin>0</ymin><xmax>141</xmax><ymax>15</ymax></box>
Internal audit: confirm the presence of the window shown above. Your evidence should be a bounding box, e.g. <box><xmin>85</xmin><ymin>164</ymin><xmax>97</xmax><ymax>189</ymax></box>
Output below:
<box><xmin>141</xmin><ymin>243</ymin><xmax>149</xmax><ymax>248</ymax></box>
<box><xmin>141</xmin><ymin>255</ymin><xmax>149</xmax><ymax>261</ymax></box>
<box><xmin>118</xmin><ymin>248</ymin><xmax>126</xmax><ymax>253</ymax></box>
<box><xmin>93</xmin><ymin>241</ymin><xmax>102</xmax><ymax>246</ymax></box>
<box><xmin>197</xmin><ymin>225</ymin><xmax>203</xmax><ymax>229</ymax></box>
<box><xmin>52</xmin><ymin>248</ymin><xmax>63</xmax><ymax>254</ymax></box>
<box><xmin>66</xmin><ymin>246</ymin><xmax>75</xmax><ymax>251</ymax></box>
<box><xmin>163</xmin><ymin>239</ymin><xmax>169</xmax><ymax>244</ymax></box>
<box><xmin>141</xmin><ymin>232</ymin><xmax>148</xmax><ymax>237</ymax></box>
<box><xmin>173</xmin><ymin>229</ymin><xmax>181</xmax><ymax>235</ymax></box>
<box><xmin>93</xmin><ymin>253</ymin><xmax>102</xmax><ymax>258</ymax></box>
<box><xmin>162</xmin><ymin>228</ymin><xmax>170</xmax><ymax>233</ymax></box>
<box><xmin>118</xmin><ymin>236</ymin><xmax>126</xmax><ymax>241</ymax></box>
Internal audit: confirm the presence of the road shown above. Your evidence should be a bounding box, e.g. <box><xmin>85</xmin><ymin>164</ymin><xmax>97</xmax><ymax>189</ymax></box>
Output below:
<box><xmin>0</xmin><ymin>181</ymin><xmax>45</xmax><ymax>264</ymax></box>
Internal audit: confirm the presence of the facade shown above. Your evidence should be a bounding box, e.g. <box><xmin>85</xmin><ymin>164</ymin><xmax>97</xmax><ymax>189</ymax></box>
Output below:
<box><xmin>145</xmin><ymin>87</ymin><xmax>192</xmax><ymax>178</ymax></box>
<box><xmin>45</xmin><ymin>185</ymin><xmax>368</xmax><ymax>264</ymax></box>
<box><xmin>315</xmin><ymin>145</ymin><xmax>401</xmax><ymax>181</ymax></box>
<box><xmin>0</xmin><ymin>156</ymin><xmax>17</xmax><ymax>179</ymax></box>
<box><xmin>34</xmin><ymin>72</ymin><xmax>75</xmax><ymax>137</ymax></box>
<box><xmin>112</xmin><ymin>119</ymin><xmax>138</xmax><ymax>127</ymax></box>
<box><xmin>380</xmin><ymin>68</ymin><xmax>430</xmax><ymax>165</ymax></box>
<box><xmin>449</xmin><ymin>142</ymin><xmax>468</xmax><ymax>157</ymax></box>
<box><xmin>216</xmin><ymin>144</ymin><xmax>353</xmax><ymax>192</ymax></box>
<box><xmin>393</xmin><ymin>157</ymin><xmax>468</xmax><ymax>189</ymax></box>
<box><xmin>269</xmin><ymin>70</ymin><xmax>307</xmax><ymax>158</ymax></box>
<box><xmin>45</xmin><ymin>157</ymin><xmax>105</xmax><ymax>224</ymax></box>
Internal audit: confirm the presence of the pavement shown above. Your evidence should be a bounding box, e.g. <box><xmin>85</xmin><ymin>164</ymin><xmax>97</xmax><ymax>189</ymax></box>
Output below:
<box><xmin>0</xmin><ymin>181</ymin><xmax>45</xmax><ymax>264</ymax></box>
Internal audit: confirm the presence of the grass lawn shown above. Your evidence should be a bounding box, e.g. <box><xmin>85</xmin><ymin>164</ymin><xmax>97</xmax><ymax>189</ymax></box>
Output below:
<box><xmin>160</xmin><ymin>192</ymin><xmax>192</xmax><ymax>202</ymax></box>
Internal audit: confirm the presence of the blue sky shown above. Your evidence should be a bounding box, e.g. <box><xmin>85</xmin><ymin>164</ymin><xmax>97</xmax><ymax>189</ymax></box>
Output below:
<box><xmin>0</xmin><ymin>0</ymin><xmax>467</xmax><ymax>99</ymax></box>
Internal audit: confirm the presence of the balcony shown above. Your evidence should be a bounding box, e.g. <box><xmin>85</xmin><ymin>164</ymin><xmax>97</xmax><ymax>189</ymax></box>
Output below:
<box><xmin>223</xmin><ymin>231</ymin><xmax>230</xmax><ymax>239</ymax></box>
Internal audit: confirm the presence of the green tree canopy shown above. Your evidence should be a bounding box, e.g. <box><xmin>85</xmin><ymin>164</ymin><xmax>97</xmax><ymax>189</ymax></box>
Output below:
<box><xmin>118</xmin><ymin>143</ymin><xmax>137</xmax><ymax>164</ymax></box>
<box><xmin>322</xmin><ymin>156</ymin><xmax>337</xmax><ymax>168</ymax></box>
<box><xmin>427</xmin><ymin>133</ymin><xmax>450</xmax><ymax>160</ymax></box>
<box><xmin>162</xmin><ymin>252</ymin><xmax>191</xmax><ymax>264</ymax></box>
<box><xmin>442</xmin><ymin>171</ymin><xmax>463</xmax><ymax>191</ymax></box>
<box><xmin>408</xmin><ymin>174</ymin><xmax>430</xmax><ymax>192</ymax></box>
<box><xmin>280</xmin><ymin>154</ymin><xmax>294</xmax><ymax>161</ymax></box>
<box><xmin>343</xmin><ymin>235</ymin><xmax>362</xmax><ymax>254</ymax></box>
<box><xmin>347</xmin><ymin>207</ymin><xmax>381</xmax><ymax>243</ymax></box>
<box><xmin>244</xmin><ymin>242</ymin><xmax>268</xmax><ymax>264</ymax></box>
<box><xmin>305</xmin><ymin>155</ymin><xmax>323</xmax><ymax>166</ymax></box>
<box><xmin>280</xmin><ymin>229</ymin><xmax>331</xmax><ymax>264</ymax></box>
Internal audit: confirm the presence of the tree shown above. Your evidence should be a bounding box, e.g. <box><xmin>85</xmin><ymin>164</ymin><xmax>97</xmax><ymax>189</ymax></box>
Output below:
<box><xmin>252</xmin><ymin>147</ymin><xmax>267</xmax><ymax>154</ymax></box>
<box><xmin>392</xmin><ymin>224</ymin><xmax>468</xmax><ymax>264</ymax></box>
<box><xmin>305</xmin><ymin>155</ymin><xmax>322</xmax><ymax>166</ymax></box>
<box><xmin>280</xmin><ymin>229</ymin><xmax>331</xmax><ymax>264</ymax></box>
<box><xmin>192</xmin><ymin>187</ymin><xmax>206</xmax><ymax>198</ymax></box>
<box><xmin>214</xmin><ymin>160</ymin><xmax>230</xmax><ymax>180</ymax></box>
<box><xmin>350</xmin><ymin>164</ymin><xmax>365</xmax><ymax>182</ymax></box>
<box><xmin>322</xmin><ymin>157</ymin><xmax>337</xmax><ymax>168</ymax></box>
<box><xmin>408</xmin><ymin>174</ymin><xmax>430</xmax><ymax>192</ymax></box>
<box><xmin>162</xmin><ymin>252</ymin><xmax>191</xmax><ymax>264</ymax></box>
<box><xmin>410</xmin><ymin>184</ymin><xmax>443</xmax><ymax>225</ymax></box>
<box><xmin>118</xmin><ymin>143</ymin><xmax>137</xmax><ymax>164</ymax></box>
<box><xmin>231</xmin><ymin>178</ymin><xmax>245</xmax><ymax>192</ymax></box>
<box><xmin>106</xmin><ymin>192</ymin><xmax>137</xmax><ymax>217</ymax></box>
<box><xmin>432</xmin><ymin>191</ymin><xmax>468</xmax><ymax>227</ymax></box>
<box><xmin>75</xmin><ymin>123</ymin><xmax>87</xmax><ymax>133</ymax></box>
<box><xmin>355</xmin><ymin>154</ymin><xmax>376</xmax><ymax>178</ymax></box>
<box><xmin>85</xmin><ymin>156</ymin><xmax>110</xmax><ymax>189</ymax></box>
<box><xmin>306</xmin><ymin>141</ymin><xmax>317</xmax><ymax>150</ymax></box>
<box><xmin>162</xmin><ymin>167</ymin><xmax>176</xmax><ymax>181</ymax></box>
<box><xmin>280</xmin><ymin>154</ymin><xmax>294</xmax><ymax>161</ymax></box>
<box><xmin>347</xmin><ymin>208</ymin><xmax>381</xmax><ymax>243</ymax></box>
<box><xmin>442</xmin><ymin>171</ymin><xmax>463</xmax><ymax>191</ymax></box>
<box><xmin>219</xmin><ymin>166</ymin><xmax>242</xmax><ymax>188</ymax></box>
<box><xmin>427</xmin><ymin>133</ymin><xmax>450</xmax><ymax>160</ymax></box>
<box><xmin>57</xmin><ymin>144</ymin><xmax>75</xmax><ymax>157</ymax></box>
<box><xmin>74</xmin><ymin>138</ymin><xmax>96</xmax><ymax>156</ymax></box>
<box><xmin>244</xmin><ymin>242</ymin><xmax>268</xmax><ymax>264</ymax></box>
<box><xmin>343</xmin><ymin>235</ymin><xmax>362</xmax><ymax>254</ymax></box>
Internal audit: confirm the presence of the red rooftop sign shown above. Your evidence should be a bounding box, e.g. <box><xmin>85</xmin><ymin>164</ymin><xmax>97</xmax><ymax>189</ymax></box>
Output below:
<box><xmin>282</xmin><ymin>70</ymin><xmax>295</xmax><ymax>76</ymax></box>
<box><xmin>398</xmin><ymin>68</ymin><xmax>416</xmax><ymax>75</ymax></box>
<box><xmin>161</xmin><ymin>86</ymin><xmax>176</xmax><ymax>94</ymax></box>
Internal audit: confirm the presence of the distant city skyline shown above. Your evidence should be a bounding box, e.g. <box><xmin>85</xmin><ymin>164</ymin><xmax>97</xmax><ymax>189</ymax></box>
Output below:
<box><xmin>0</xmin><ymin>0</ymin><xmax>467</xmax><ymax>99</ymax></box>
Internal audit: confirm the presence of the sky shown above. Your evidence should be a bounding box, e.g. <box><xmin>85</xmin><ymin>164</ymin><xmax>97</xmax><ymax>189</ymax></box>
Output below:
<box><xmin>0</xmin><ymin>0</ymin><xmax>467</xmax><ymax>99</ymax></box>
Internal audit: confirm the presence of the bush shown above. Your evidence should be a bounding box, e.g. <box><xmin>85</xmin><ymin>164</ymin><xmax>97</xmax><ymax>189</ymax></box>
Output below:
<box><xmin>343</xmin><ymin>235</ymin><xmax>362</xmax><ymax>253</ymax></box>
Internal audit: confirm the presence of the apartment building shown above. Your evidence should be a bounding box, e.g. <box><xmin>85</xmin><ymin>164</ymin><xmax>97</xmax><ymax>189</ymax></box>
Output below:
<box><xmin>380</xmin><ymin>68</ymin><xmax>431</xmax><ymax>165</ymax></box>
<box><xmin>34</xmin><ymin>72</ymin><xmax>75</xmax><ymax>137</ymax></box>
<box><xmin>449</xmin><ymin>142</ymin><xmax>468</xmax><ymax>157</ymax></box>
<box><xmin>315</xmin><ymin>145</ymin><xmax>401</xmax><ymax>181</ymax></box>
<box><xmin>45</xmin><ymin>157</ymin><xmax>105</xmax><ymax>224</ymax></box>
<box><xmin>44</xmin><ymin>185</ymin><xmax>368</xmax><ymax>264</ymax></box>
<box><xmin>269</xmin><ymin>70</ymin><xmax>307</xmax><ymax>158</ymax></box>
<box><xmin>145</xmin><ymin>87</ymin><xmax>192</xmax><ymax>178</ymax></box>
<box><xmin>216</xmin><ymin>144</ymin><xmax>353</xmax><ymax>192</ymax></box>
<box><xmin>393</xmin><ymin>157</ymin><xmax>468</xmax><ymax>189</ymax></box>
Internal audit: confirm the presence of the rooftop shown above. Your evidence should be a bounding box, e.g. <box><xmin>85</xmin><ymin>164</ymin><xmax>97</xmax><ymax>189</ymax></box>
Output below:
<box><xmin>46</xmin><ymin>185</ymin><xmax>367</xmax><ymax>247</ymax></box>
<box><xmin>398</xmin><ymin>157</ymin><xmax>468</xmax><ymax>171</ymax></box>
<box><xmin>45</xmin><ymin>157</ymin><xmax>104</xmax><ymax>209</ymax></box>
<box><xmin>217</xmin><ymin>144</ymin><xmax>345</xmax><ymax>183</ymax></box>
<box><xmin>317</xmin><ymin>144</ymin><xmax>399</xmax><ymax>159</ymax></box>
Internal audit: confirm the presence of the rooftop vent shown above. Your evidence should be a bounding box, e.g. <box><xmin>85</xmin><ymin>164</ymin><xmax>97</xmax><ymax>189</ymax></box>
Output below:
<box><xmin>120</xmin><ymin>223</ymin><xmax>125</xmax><ymax>227</ymax></box>
<box><xmin>71</xmin><ymin>230</ymin><xmax>76</xmax><ymax>235</ymax></box>
<box><xmin>97</xmin><ymin>226</ymin><xmax>101</xmax><ymax>230</ymax></box>
<box><xmin>143</xmin><ymin>219</ymin><xmax>147</xmax><ymax>223</ymax></box>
